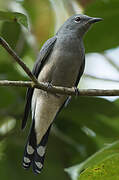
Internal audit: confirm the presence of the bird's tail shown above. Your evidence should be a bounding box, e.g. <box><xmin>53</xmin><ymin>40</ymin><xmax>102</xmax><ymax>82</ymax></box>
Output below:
<box><xmin>22</xmin><ymin>120</ymin><xmax>52</xmax><ymax>174</ymax></box>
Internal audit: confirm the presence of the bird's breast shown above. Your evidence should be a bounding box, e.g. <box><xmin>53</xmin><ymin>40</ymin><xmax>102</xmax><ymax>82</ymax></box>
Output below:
<box><xmin>50</xmin><ymin>45</ymin><xmax>84</xmax><ymax>87</ymax></box>
<box><xmin>38</xmin><ymin>38</ymin><xmax>84</xmax><ymax>88</ymax></box>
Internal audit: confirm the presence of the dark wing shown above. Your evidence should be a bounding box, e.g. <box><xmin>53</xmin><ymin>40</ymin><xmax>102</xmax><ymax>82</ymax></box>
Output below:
<box><xmin>32</xmin><ymin>36</ymin><xmax>57</xmax><ymax>77</ymax></box>
<box><xmin>22</xmin><ymin>36</ymin><xmax>57</xmax><ymax>129</ymax></box>
<box><xmin>64</xmin><ymin>57</ymin><xmax>85</xmax><ymax>108</ymax></box>
<box><xmin>75</xmin><ymin>57</ymin><xmax>85</xmax><ymax>87</ymax></box>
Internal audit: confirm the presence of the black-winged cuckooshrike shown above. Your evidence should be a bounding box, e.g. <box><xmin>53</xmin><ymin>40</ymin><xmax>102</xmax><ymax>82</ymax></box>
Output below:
<box><xmin>22</xmin><ymin>14</ymin><xmax>102</xmax><ymax>174</ymax></box>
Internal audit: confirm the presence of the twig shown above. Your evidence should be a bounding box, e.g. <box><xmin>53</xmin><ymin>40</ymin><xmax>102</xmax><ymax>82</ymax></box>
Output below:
<box><xmin>0</xmin><ymin>80</ymin><xmax>119</xmax><ymax>96</ymax></box>
<box><xmin>102</xmin><ymin>53</ymin><xmax>119</xmax><ymax>72</ymax></box>
<box><xmin>0</xmin><ymin>37</ymin><xmax>38</xmax><ymax>84</ymax></box>
<box><xmin>0</xmin><ymin>37</ymin><xmax>119</xmax><ymax>97</ymax></box>
<box><xmin>0</xmin><ymin>80</ymin><xmax>32</xmax><ymax>88</ymax></box>
<box><xmin>84</xmin><ymin>73</ymin><xmax>119</xmax><ymax>83</ymax></box>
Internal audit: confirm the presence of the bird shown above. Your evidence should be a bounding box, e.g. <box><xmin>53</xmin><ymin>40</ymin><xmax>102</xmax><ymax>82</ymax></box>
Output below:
<box><xmin>21</xmin><ymin>14</ymin><xmax>102</xmax><ymax>174</ymax></box>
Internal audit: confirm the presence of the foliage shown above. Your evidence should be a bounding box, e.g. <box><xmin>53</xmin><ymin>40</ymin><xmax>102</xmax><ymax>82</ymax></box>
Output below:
<box><xmin>0</xmin><ymin>0</ymin><xmax>119</xmax><ymax>180</ymax></box>
<box><xmin>0</xmin><ymin>11</ymin><xmax>28</xmax><ymax>29</ymax></box>
<box><xmin>66</xmin><ymin>141</ymin><xmax>119</xmax><ymax>180</ymax></box>
<box><xmin>84</xmin><ymin>0</ymin><xmax>119</xmax><ymax>52</ymax></box>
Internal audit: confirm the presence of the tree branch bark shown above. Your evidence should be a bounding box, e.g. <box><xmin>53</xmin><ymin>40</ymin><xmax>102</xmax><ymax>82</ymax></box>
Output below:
<box><xmin>0</xmin><ymin>80</ymin><xmax>119</xmax><ymax>96</ymax></box>
<box><xmin>84</xmin><ymin>73</ymin><xmax>119</xmax><ymax>83</ymax></box>
<box><xmin>0</xmin><ymin>37</ymin><xmax>119</xmax><ymax>97</ymax></box>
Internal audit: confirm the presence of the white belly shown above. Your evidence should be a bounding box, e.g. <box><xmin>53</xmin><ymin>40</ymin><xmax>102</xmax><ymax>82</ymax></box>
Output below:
<box><xmin>32</xmin><ymin>89</ymin><xmax>66</xmax><ymax>144</ymax></box>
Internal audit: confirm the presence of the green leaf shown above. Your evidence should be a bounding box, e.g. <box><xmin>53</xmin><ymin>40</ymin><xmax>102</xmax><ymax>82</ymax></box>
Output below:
<box><xmin>65</xmin><ymin>141</ymin><xmax>119</xmax><ymax>180</ymax></box>
<box><xmin>84</xmin><ymin>0</ymin><xmax>119</xmax><ymax>52</ymax></box>
<box><xmin>0</xmin><ymin>11</ymin><xmax>28</xmax><ymax>29</ymax></box>
<box><xmin>80</xmin><ymin>155</ymin><xmax>119</xmax><ymax>180</ymax></box>
<box><xmin>55</xmin><ymin>97</ymin><xmax>119</xmax><ymax>165</ymax></box>
<box><xmin>0</xmin><ymin>117</ymin><xmax>16</xmax><ymax>136</ymax></box>
<box><xmin>57</xmin><ymin>97</ymin><xmax>119</xmax><ymax>143</ymax></box>
<box><xmin>0</xmin><ymin>21</ymin><xmax>21</xmax><ymax>49</ymax></box>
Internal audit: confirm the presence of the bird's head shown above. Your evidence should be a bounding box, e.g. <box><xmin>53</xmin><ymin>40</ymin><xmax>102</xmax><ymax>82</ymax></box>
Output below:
<box><xmin>57</xmin><ymin>14</ymin><xmax>102</xmax><ymax>37</ymax></box>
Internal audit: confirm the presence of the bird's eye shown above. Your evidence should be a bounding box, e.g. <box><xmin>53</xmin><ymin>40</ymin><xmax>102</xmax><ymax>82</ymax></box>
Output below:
<box><xmin>75</xmin><ymin>17</ymin><xmax>81</xmax><ymax>23</ymax></box>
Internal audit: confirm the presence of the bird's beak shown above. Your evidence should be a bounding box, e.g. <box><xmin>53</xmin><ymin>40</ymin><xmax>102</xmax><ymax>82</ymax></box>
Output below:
<box><xmin>88</xmin><ymin>17</ymin><xmax>103</xmax><ymax>24</ymax></box>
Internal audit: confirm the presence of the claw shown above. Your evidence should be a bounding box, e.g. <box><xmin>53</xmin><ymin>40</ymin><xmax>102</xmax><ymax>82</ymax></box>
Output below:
<box><xmin>46</xmin><ymin>82</ymin><xmax>60</xmax><ymax>98</ymax></box>
<box><xmin>43</xmin><ymin>82</ymin><xmax>53</xmax><ymax>97</ymax></box>
<box><xmin>47</xmin><ymin>82</ymin><xmax>53</xmax><ymax>89</ymax></box>
<box><xmin>74</xmin><ymin>87</ymin><xmax>79</xmax><ymax>96</ymax></box>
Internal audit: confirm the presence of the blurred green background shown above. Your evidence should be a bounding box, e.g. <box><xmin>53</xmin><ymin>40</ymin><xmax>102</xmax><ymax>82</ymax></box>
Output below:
<box><xmin>0</xmin><ymin>0</ymin><xmax>119</xmax><ymax>179</ymax></box>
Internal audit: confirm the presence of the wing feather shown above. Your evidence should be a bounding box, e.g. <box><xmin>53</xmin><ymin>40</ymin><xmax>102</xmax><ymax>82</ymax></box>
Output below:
<box><xmin>22</xmin><ymin>36</ymin><xmax>57</xmax><ymax>129</ymax></box>
<box><xmin>75</xmin><ymin>57</ymin><xmax>85</xmax><ymax>87</ymax></box>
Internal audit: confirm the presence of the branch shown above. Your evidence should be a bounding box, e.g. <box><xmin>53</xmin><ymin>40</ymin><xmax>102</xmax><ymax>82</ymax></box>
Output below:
<box><xmin>0</xmin><ymin>37</ymin><xmax>119</xmax><ymax>97</ymax></box>
<box><xmin>0</xmin><ymin>37</ymin><xmax>38</xmax><ymax>84</ymax></box>
<box><xmin>84</xmin><ymin>73</ymin><xmax>119</xmax><ymax>83</ymax></box>
<box><xmin>102</xmin><ymin>53</ymin><xmax>119</xmax><ymax>72</ymax></box>
<box><xmin>0</xmin><ymin>80</ymin><xmax>119</xmax><ymax>96</ymax></box>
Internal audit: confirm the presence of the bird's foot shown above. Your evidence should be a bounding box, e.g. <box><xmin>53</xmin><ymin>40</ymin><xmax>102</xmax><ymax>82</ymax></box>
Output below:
<box><xmin>47</xmin><ymin>82</ymin><xmax>53</xmax><ymax>89</ymax></box>
<box><xmin>45</xmin><ymin>82</ymin><xmax>59</xmax><ymax>97</ymax></box>
<box><xmin>74</xmin><ymin>86</ymin><xmax>79</xmax><ymax>97</ymax></box>
<box><xmin>43</xmin><ymin>82</ymin><xmax>53</xmax><ymax>97</ymax></box>
<box><xmin>47</xmin><ymin>82</ymin><xmax>61</xmax><ymax>98</ymax></box>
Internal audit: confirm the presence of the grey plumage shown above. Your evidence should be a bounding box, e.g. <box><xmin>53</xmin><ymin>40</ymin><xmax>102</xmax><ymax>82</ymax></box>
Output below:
<box><xmin>22</xmin><ymin>14</ymin><xmax>102</xmax><ymax>174</ymax></box>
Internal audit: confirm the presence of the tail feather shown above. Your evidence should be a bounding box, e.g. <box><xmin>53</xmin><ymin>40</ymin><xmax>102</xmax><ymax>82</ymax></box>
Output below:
<box><xmin>22</xmin><ymin>122</ymin><xmax>52</xmax><ymax>174</ymax></box>
<box><xmin>32</xmin><ymin>150</ymin><xmax>45</xmax><ymax>174</ymax></box>
<box><xmin>22</xmin><ymin>144</ymin><xmax>34</xmax><ymax>170</ymax></box>
<box><xmin>32</xmin><ymin>124</ymin><xmax>52</xmax><ymax>174</ymax></box>
<box><xmin>22</xmin><ymin>120</ymin><xmax>36</xmax><ymax>170</ymax></box>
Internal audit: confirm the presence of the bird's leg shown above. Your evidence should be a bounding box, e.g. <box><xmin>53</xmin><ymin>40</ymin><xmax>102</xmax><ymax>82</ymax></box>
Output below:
<box><xmin>64</xmin><ymin>96</ymin><xmax>71</xmax><ymax>107</ymax></box>
<box><xmin>74</xmin><ymin>86</ymin><xmax>80</xmax><ymax>97</ymax></box>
